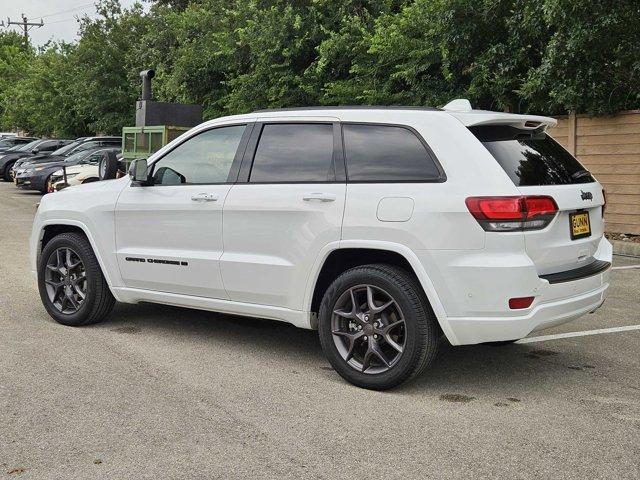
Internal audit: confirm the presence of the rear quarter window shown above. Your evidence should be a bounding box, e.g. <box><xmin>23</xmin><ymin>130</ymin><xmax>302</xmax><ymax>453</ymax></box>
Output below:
<box><xmin>470</xmin><ymin>125</ymin><xmax>595</xmax><ymax>186</ymax></box>
<box><xmin>342</xmin><ymin>124</ymin><xmax>442</xmax><ymax>182</ymax></box>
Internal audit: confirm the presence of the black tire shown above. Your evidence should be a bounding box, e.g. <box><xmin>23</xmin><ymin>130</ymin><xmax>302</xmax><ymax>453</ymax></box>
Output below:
<box><xmin>318</xmin><ymin>264</ymin><xmax>440</xmax><ymax>390</ymax></box>
<box><xmin>40</xmin><ymin>174</ymin><xmax>52</xmax><ymax>194</ymax></box>
<box><xmin>3</xmin><ymin>161</ymin><xmax>15</xmax><ymax>182</ymax></box>
<box><xmin>99</xmin><ymin>151</ymin><xmax>119</xmax><ymax>180</ymax></box>
<box><xmin>37</xmin><ymin>232</ymin><xmax>115</xmax><ymax>326</ymax></box>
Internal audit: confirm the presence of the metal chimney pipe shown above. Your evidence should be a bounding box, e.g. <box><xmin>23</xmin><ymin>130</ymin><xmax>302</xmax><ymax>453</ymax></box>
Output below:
<box><xmin>140</xmin><ymin>69</ymin><xmax>155</xmax><ymax>100</ymax></box>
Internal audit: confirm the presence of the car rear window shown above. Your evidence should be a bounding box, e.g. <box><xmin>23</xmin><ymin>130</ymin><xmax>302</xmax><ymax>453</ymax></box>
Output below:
<box><xmin>470</xmin><ymin>125</ymin><xmax>595</xmax><ymax>186</ymax></box>
<box><xmin>343</xmin><ymin>124</ymin><xmax>442</xmax><ymax>182</ymax></box>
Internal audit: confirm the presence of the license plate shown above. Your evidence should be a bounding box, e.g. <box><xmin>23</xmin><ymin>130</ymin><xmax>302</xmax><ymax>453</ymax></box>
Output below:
<box><xmin>570</xmin><ymin>211</ymin><xmax>591</xmax><ymax>240</ymax></box>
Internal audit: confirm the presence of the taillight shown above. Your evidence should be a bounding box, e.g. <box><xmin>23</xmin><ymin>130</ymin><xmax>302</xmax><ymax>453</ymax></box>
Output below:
<box><xmin>465</xmin><ymin>196</ymin><xmax>558</xmax><ymax>232</ymax></box>
<box><xmin>602</xmin><ymin>189</ymin><xmax>606</xmax><ymax>218</ymax></box>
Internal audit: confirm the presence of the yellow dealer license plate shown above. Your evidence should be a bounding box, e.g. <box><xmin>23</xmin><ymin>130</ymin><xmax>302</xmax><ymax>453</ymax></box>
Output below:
<box><xmin>570</xmin><ymin>211</ymin><xmax>591</xmax><ymax>240</ymax></box>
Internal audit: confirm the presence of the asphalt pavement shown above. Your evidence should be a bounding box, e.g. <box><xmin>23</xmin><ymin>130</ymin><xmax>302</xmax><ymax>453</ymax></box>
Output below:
<box><xmin>0</xmin><ymin>181</ymin><xmax>638</xmax><ymax>479</ymax></box>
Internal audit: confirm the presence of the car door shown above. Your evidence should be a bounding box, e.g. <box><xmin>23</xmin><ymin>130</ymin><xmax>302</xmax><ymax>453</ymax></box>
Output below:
<box><xmin>221</xmin><ymin>119</ymin><xmax>346</xmax><ymax>310</ymax></box>
<box><xmin>115</xmin><ymin>123</ymin><xmax>252</xmax><ymax>298</ymax></box>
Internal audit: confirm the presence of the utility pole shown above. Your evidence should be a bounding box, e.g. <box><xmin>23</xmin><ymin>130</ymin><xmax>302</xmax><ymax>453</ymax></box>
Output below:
<box><xmin>6</xmin><ymin>14</ymin><xmax>43</xmax><ymax>47</ymax></box>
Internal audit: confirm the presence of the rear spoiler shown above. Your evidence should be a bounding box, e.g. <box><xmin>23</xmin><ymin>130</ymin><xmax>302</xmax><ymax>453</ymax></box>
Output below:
<box><xmin>449</xmin><ymin>111</ymin><xmax>557</xmax><ymax>132</ymax></box>
<box><xmin>442</xmin><ymin>99</ymin><xmax>557</xmax><ymax>132</ymax></box>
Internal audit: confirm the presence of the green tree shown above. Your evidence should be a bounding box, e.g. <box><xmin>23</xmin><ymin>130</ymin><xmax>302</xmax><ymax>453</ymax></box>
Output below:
<box><xmin>521</xmin><ymin>0</ymin><xmax>640</xmax><ymax>114</ymax></box>
<box><xmin>0</xmin><ymin>31</ymin><xmax>33</xmax><ymax>130</ymax></box>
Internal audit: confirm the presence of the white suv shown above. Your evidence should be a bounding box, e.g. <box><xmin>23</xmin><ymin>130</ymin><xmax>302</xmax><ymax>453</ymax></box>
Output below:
<box><xmin>30</xmin><ymin>101</ymin><xmax>611</xmax><ymax>390</ymax></box>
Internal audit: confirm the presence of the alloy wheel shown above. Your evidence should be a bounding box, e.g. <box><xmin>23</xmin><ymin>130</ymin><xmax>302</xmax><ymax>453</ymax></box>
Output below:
<box><xmin>331</xmin><ymin>284</ymin><xmax>406</xmax><ymax>374</ymax></box>
<box><xmin>44</xmin><ymin>247</ymin><xmax>87</xmax><ymax>314</ymax></box>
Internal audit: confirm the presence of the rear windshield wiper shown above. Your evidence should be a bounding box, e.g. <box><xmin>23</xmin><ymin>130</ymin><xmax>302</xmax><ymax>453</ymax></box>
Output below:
<box><xmin>571</xmin><ymin>169</ymin><xmax>592</xmax><ymax>180</ymax></box>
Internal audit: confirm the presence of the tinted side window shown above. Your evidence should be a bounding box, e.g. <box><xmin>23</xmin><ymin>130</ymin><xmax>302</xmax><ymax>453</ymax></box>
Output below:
<box><xmin>249</xmin><ymin>124</ymin><xmax>335</xmax><ymax>183</ymax></box>
<box><xmin>343</xmin><ymin>124</ymin><xmax>442</xmax><ymax>182</ymax></box>
<box><xmin>152</xmin><ymin>125</ymin><xmax>245</xmax><ymax>185</ymax></box>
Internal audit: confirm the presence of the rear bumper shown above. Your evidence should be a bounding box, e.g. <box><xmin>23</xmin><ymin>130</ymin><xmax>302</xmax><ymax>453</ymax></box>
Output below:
<box><xmin>447</xmin><ymin>278</ymin><xmax>608</xmax><ymax>344</ymax></box>
<box><xmin>429</xmin><ymin>236</ymin><xmax>613</xmax><ymax>345</ymax></box>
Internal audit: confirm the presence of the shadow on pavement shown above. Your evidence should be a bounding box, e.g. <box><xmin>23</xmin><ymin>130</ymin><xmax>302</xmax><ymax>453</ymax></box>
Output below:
<box><xmin>96</xmin><ymin>301</ymin><xmax>591</xmax><ymax>397</ymax></box>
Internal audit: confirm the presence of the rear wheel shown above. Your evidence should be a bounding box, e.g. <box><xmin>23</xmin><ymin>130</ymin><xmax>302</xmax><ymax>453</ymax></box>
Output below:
<box><xmin>318</xmin><ymin>264</ymin><xmax>440</xmax><ymax>390</ymax></box>
<box><xmin>37</xmin><ymin>232</ymin><xmax>115</xmax><ymax>326</ymax></box>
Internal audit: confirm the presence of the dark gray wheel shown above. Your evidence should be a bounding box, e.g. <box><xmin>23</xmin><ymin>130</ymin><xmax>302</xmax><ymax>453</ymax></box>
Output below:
<box><xmin>44</xmin><ymin>247</ymin><xmax>87</xmax><ymax>314</ymax></box>
<box><xmin>38</xmin><ymin>232</ymin><xmax>115</xmax><ymax>326</ymax></box>
<box><xmin>331</xmin><ymin>284</ymin><xmax>406</xmax><ymax>374</ymax></box>
<box><xmin>319</xmin><ymin>264</ymin><xmax>440</xmax><ymax>390</ymax></box>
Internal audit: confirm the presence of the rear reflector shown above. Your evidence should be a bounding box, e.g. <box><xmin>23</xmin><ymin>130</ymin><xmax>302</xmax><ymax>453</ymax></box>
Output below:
<box><xmin>509</xmin><ymin>296</ymin><xmax>535</xmax><ymax>309</ymax></box>
<box><xmin>465</xmin><ymin>196</ymin><xmax>558</xmax><ymax>232</ymax></box>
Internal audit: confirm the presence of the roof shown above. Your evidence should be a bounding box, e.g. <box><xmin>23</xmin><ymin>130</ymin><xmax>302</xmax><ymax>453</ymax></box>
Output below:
<box><xmin>198</xmin><ymin>99</ymin><xmax>557</xmax><ymax>131</ymax></box>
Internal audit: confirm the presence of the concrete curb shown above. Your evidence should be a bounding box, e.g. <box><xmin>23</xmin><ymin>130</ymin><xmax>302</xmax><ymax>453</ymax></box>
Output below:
<box><xmin>612</xmin><ymin>240</ymin><xmax>640</xmax><ymax>258</ymax></box>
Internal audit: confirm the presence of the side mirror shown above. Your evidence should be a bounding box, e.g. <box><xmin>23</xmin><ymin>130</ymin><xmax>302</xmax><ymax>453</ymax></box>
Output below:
<box><xmin>129</xmin><ymin>158</ymin><xmax>149</xmax><ymax>185</ymax></box>
<box><xmin>31</xmin><ymin>148</ymin><xmax>40</xmax><ymax>154</ymax></box>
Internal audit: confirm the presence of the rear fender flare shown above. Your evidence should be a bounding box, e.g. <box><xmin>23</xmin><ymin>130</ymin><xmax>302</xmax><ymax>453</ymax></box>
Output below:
<box><xmin>304</xmin><ymin>240</ymin><xmax>458</xmax><ymax>344</ymax></box>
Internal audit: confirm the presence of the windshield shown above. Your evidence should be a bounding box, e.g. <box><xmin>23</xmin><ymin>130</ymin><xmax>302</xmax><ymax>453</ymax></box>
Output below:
<box><xmin>79</xmin><ymin>151</ymin><xmax>103</xmax><ymax>165</ymax></box>
<box><xmin>0</xmin><ymin>138</ymin><xmax>15</xmax><ymax>147</ymax></box>
<box><xmin>15</xmin><ymin>140</ymin><xmax>42</xmax><ymax>152</ymax></box>
<box><xmin>4</xmin><ymin>144</ymin><xmax>25</xmax><ymax>153</ymax></box>
<box><xmin>470</xmin><ymin>125</ymin><xmax>596</xmax><ymax>186</ymax></box>
<box><xmin>51</xmin><ymin>141</ymin><xmax>81</xmax><ymax>157</ymax></box>
<box><xmin>64</xmin><ymin>149</ymin><xmax>97</xmax><ymax>163</ymax></box>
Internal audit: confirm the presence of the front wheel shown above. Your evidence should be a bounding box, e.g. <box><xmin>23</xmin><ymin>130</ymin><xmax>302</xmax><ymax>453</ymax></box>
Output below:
<box><xmin>318</xmin><ymin>264</ymin><xmax>440</xmax><ymax>390</ymax></box>
<box><xmin>3</xmin><ymin>162</ymin><xmax>15</xmax><ymax>182</ymax></box>
<box><xmin>37</xmin><ymin>232</ymin><xmax>115</xmax><ymax>326</ymax></box>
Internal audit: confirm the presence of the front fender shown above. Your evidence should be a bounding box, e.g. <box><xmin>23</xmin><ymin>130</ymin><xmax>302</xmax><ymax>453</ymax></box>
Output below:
<box><xmin>30</xmin><ymin>178</ymin><xmax>129</xmax><ymax>291</ymax></box>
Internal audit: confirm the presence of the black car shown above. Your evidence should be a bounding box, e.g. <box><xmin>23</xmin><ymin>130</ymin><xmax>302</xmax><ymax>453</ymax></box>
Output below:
<box><xmin>11</xmin><ymin>136</ymin><xmax>121</xmax><ymax>178</ymax></box>
<box><xmin>0</xmin><ymin>139</ymin><xmax>72</xmax><ymax>181</ymax></box>
<box><xmin>15</xmin><ymin>146</ymin><xmax>122</xmax><ymax>193</ymax></box>
<box><xmin>0</xmin><ymin>136</ymin><xmax>38</xmax><ymax>153</ymax></box>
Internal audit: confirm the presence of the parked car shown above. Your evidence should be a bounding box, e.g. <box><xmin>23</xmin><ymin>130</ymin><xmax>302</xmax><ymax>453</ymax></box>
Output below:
<box><xmin>30</xmin><ymin>102</ymin><xmax>611</xmax><ymax>390</ymax></box>
<box><xmin>0</xmin><ymin>132</ymin><xmax>17</xmax><ymax>139</ymax></box>
<box><xmin>15</xmin><ymin>146</ymin><xmax>120</xmax><ymax>193</ymax></box>
<box><xmin>11</xmin><ymin>136</ymin><xmax>121</xmax><ymax>180</ymax></box>
<box><xmin>0</xmin><ymin>136</ymin><xmax>37</xmax><ymax>153</ymax></box>
<box><xmin>49</xmin><ymin>148</ymin><xmax>122</xmax><ymax>192</ymax></box>
<box><xmin>0</xmin><ymin>139</ymin><xmax>72</xmax><ymax>181</ymax></box>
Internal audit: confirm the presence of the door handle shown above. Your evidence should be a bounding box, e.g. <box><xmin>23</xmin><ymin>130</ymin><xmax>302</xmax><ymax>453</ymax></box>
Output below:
<box><xmin>191</xmin><ymin>193</ymin><xmax>218</xmax><ymax>202</ymax></box>
<box><xmin>303</xmin><ymin>193</ymin><xmax>336</xmax><ymax>203</ymax></box>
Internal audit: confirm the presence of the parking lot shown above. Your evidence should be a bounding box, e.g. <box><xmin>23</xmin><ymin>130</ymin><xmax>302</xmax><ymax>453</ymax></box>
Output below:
<box><xmin>0</xmin><ymin>181</ymin><xmax>638</xmax><ymax>479</ymax></box>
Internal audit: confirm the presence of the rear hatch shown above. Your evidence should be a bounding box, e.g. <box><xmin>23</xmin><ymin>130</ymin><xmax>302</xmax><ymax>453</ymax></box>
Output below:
<box><xmin>470</xmin><ymin>124</ymin><xmax>605</xmax><ymax>275</ymax></box>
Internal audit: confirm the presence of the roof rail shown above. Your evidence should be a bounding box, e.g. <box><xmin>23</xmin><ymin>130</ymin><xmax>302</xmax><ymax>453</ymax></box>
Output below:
<box><xmin>252</xmin><ymin>105</ymin><xmax>440</xmax><ymax>113</ymax></box>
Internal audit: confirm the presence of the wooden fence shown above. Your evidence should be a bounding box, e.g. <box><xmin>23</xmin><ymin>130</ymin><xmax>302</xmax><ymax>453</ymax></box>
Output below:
<box><xmin>549</xmin><ymin>110</ymin><xmax>640</xmax><ymax>235</ymax></box>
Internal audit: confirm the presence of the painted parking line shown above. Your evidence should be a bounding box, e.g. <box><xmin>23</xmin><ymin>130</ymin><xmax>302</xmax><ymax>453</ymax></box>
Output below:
<box><xmin>517</xmin><ymin>325</ymin><xmax>640</xmax><ymax>344</ymax></box>
<box><xmin>612</xmin><ymin>265</ymin><xmax>640</xmax><ymax>270</ymax></box>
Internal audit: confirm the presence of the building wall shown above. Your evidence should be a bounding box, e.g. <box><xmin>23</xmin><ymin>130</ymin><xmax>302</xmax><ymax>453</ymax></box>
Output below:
<box><xmin>549</xmin><ymin>110</ymin><xmax>640</xmax><ymax>235</ymax></box>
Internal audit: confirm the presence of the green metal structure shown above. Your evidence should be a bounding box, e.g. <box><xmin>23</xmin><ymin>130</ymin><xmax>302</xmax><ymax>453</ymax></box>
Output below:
<box><xmin>121</xmin><ymin>125</ymin><xmax>190</xmax><ymax>164</ymax></box>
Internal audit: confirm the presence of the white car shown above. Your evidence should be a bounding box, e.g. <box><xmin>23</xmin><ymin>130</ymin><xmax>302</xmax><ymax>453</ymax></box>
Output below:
<box><xmin>30</xmin><ymin>101</ymin><xmax>611</xmax><ymax>390</ymax></box>
<box><xmin>48</xmin><ymin>148</ymin><xmax>121</xmax><ymax>192</ymax></box>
